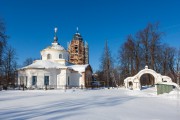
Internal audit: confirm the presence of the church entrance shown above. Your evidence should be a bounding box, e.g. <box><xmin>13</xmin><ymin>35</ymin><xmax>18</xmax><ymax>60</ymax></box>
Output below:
<box><xmin>140</xmin><ymin>73</ymin><xmax>155</xmax><ymax>89</ymax></box>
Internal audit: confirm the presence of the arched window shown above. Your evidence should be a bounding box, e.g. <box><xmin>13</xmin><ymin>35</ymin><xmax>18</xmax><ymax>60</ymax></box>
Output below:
<box><xmin>59</xmin><ymin>54</ymin><xmax>63</xmax><ymax>59</ymax></box>
<box><xmin>47</xmin><ymin>54</ymin><xmax>51</xmax><ymax>59</ymax></box>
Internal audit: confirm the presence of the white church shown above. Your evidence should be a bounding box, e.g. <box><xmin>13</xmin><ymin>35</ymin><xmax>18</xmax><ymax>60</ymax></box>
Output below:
<box><xmin>18</xmin><ymin>28</ymin><xmax>93</xmax><ymax>89</ymax></box>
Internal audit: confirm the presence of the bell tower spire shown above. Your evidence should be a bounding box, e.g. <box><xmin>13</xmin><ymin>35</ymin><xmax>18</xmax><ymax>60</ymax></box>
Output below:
<box><xmin>76</xmin><ymin>27</ymin><xmax>79</xmax><ymax>33</ymax></box>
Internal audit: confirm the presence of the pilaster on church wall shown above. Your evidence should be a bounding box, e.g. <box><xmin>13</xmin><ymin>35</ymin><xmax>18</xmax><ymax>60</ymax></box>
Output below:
<box><xmin>26</xmin><ymin>70</ymin><xmax>33</xmax><ymax>87</ymax></box>
<box><xmin>26</xmin><ymin>71</ymin><xmax>31</xmax><ymax>88</ymax></box>
<box><xmin>81</xmin><ymin>72</ymin><xmax>85</xmax><ymax>87</ymax></box>
<box><xmin>46</xmin><ymin>69</ymin><xmax>57</xmax><ymax>86</ymax></box>
<box><xmin>59</xmin><ymin>69</ymin><xmax>68</xmax><ymax>87</ymax></box>
<box><xmin>18</xmin><ymin>70</ymin><xmax>24</xmax><ymax>86</ymax></box>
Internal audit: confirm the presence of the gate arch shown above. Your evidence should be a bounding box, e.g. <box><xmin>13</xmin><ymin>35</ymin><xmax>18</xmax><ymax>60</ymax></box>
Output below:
<box><xmin>124</xmin><ymin>66</ymin><xmax>172</xmax><ymax>90</ymax></box>
<box><xmin>140</xmin><ymin>73</ymin><xmax>155</xmax><ymax>89</ymax></box>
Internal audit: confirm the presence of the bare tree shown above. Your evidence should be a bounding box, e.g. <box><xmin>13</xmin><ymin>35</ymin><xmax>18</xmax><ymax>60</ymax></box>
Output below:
<box><xmin>0</xmin><ymin>18</ymin><xmax>8</xmax><ymax>65</ymax></box>
<box><xmin>118</xmin><ymin>34</ymin><xmax>143</xmax><ymax>83</ymax></box>
<box><xmin>23</xmin><ymin>57</ymin><xmax>34</xmax><ymax>66</ymax></box>
<box><xmin>118</xmin><ymin>22</ymin><xmax>178</xmax><ymax>85</ymax></box>
<box><xmin>125</xmin><ymin>35</ymin><xmax>135</xmax><ymax>75</ymax></box>
<box><xmin>137</xmin><ymin>23</ymin><xmax>162</xmax><ymax>70</ymax></box>
<box><xmin>175</xmin><ymin>48</ymin><xmax>180</xmax><ymax>85</ymax></box>
<box><xmin>161</xmin><ymin>44</ymin><xmax>174</xmax><ymax>74</ymax></box>
<box><xmin>0</xmin><ymin>18</ymin><xmax>8</xmax><ymax>86</ymax></box>
<box><xmin>2</xmin><ymin>46</ymin><xmax>17</xmax><ymax>86</ymax></box>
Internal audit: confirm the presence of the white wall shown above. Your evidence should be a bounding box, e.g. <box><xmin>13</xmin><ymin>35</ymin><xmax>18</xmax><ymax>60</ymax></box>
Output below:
<box><xmin>18</xmin><ymin>68</ymin><xmax>60</xmax><ymax>88</ymax></box>
<box><xmin>69</xmin><ymin>72</ymin><xmax>82</xmax><ymax>87</ymax></box>
<box><xmin>41</xmin><ymin>49</ymin><xmax>69</xmax><ymax>62</ymax></box>
<box><xmin>18</xmin><ymin>68</ymin><xmax>90</xmax><ymax>89</ymax></box>
<box><xmin>57</xmin><ymin>69</ymin><xmax>67</xmax><ymax>88</ymax></box>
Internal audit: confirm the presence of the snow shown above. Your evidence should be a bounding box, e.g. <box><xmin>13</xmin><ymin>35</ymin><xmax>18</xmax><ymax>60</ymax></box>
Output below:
<box><xmin>21</xmin><ymin>60</ymin><xmax>67</xmax><ymax>69</ymax></box>
<box><xmin>157</xmin><ymin>82</ymin><xmax>180</xmax><ymax>90</ymax></box>
<box><xmin>0</xmin><ymin>88</ymin><xmax>180</xmax><ymax>120</ymax></box>
<box><xmin>68</xmin><ymin>64</ymin><xmax>89</xmax><ymax>72</ymax></box>
<box><xmin>20</xmin><ymin>60</ymin><xmax>89</xmax><ymax>73</ymax></box>
<box><xmin>50</xmin><ymin>43</ymin><xmax>65</xmax><ymax>50</ymax></box>
<box><xmin>45</xmin><ymin>42</ymin><xmax>65</xmax><ymax>51</ymax></box>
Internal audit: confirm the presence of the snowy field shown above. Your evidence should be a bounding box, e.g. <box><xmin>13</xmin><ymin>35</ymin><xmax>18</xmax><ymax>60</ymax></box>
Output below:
<box><xmin>0</xmin><ymin>88</ymin><xmax>180</xmax><ymax>120</ymax></box>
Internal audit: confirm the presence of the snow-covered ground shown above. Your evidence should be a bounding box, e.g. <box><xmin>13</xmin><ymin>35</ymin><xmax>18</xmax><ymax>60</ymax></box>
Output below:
<box><xmin>0</xmin><ymin>88</ymin><xmax>180</xmax><ymax>120</ymax></box>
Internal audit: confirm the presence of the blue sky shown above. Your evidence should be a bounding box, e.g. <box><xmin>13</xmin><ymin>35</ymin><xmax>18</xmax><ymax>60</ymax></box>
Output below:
<box><xmin>0</xmin><ymin>0</ymin><xmax>180</xmax><ymax>71</ymax></box>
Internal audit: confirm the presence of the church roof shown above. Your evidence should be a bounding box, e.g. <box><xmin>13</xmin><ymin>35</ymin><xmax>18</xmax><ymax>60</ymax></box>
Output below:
<box><xmin>73</xmin><ymin>33</ymin><xmax>83</xmax><ymax>41</ymax></box>
<box><xmin>73</xmin><ymin>27</ymin><xmax>83</xmax><ymax>41</ymax></box>
<box><xmin>20</xmin><ymin>60</ymin><xmax>90</xmax><ymax>73</ymax></box>
<box><xmin>22</xmin><ymin>60</ymin><xmax>67</xmax><ymax>69</ymax></box>
<box><xmin>68</xmin><ymin>64</ymin><xmax>90</xmax><ymax>72</ymax></box>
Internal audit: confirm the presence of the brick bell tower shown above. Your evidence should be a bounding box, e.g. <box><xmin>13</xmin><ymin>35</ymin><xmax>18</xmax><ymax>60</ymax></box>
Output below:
<box><xmin>68</xmin><ymin>27</ymin><xmax>89</xmax><ymax>65</ymax></box>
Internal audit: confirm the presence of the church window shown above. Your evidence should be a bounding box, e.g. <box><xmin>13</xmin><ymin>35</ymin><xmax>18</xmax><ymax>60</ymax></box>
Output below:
<box><xmin>59</xmin><ymin>54</ymin><xmax>63</xmax><ymax>59</ymax></box>
<box><xmin>32</xmin><ymin>76</ymin><xmax>37</xmax><ymax>85</ymax></box>
<box><xmin>44</xmin><ymin>76</ymin><xmax>49</xmax><ymax>85</ymax></box>
<box><xmin>47</xmin><ymin>54</ymin><xmax>51</xmax><ymax>59</ymax></box>
<box><xmin>67</xmin><ymin>76</ymin><xmax>70</xmax><ymax>85</ymax></box>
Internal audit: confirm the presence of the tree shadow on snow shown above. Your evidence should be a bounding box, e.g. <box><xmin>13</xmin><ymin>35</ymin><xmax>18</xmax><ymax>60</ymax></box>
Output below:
<box><xmin>0</xmin><ymin>92</ymin><xmax>136</xmax><ymax>119</ymax></box>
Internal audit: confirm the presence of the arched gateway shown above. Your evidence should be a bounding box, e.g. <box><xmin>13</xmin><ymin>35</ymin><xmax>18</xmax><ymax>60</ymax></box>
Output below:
<box><xmin>124</xmin><ymin>66</ymin><xmax>172</xmax><ymax>90</ymax></box>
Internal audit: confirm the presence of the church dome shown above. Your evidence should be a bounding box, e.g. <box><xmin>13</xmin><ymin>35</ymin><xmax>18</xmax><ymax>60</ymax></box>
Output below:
<box><xmin>47</xmin><ymin>43</ymin><xmax>65</xmax><ymax>51</ymax></box>
<box><xmin>40</xmin><ymin>27</ymin><xmax>69</xmax><ymax>63</ymax></box>
<box><xmin>45</xmin><ymin>27</ymin><xmax>65</xmax><ymax>51</ymax></box>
